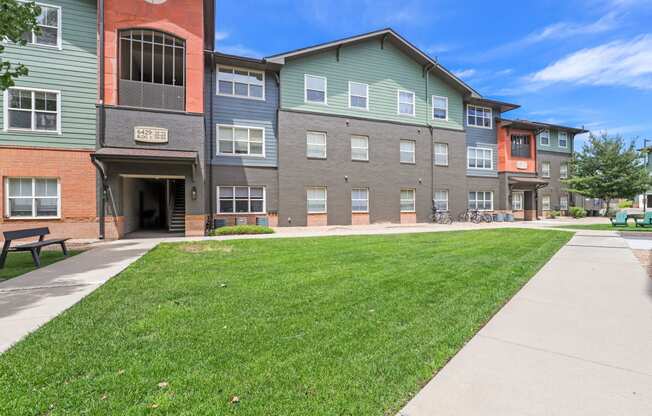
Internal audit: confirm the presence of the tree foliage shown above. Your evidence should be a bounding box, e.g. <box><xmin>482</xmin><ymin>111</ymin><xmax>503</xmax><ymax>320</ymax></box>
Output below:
<box><xmin>564</xmin><ymin>132</ymin><xmax>651</xmax><ymax>214</ymax></box>
<box><xmin>0</xmin><ymin>0</ymin><xmax>41</xmax><ymax>90</ymax></box>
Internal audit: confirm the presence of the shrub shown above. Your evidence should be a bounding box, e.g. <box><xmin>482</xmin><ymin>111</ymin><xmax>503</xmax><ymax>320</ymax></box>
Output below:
<box><xmin>210</xmin><ymin>225</ymin><xmax>275</xmax><ymax>236</ymax></box>
<box><xmin>618</xmin><ymin>200</ymin><xmax>634</xmax><ymax>208</ymax></box>
<box><xmin>569</xmin><ymin>206</ymin><xmax>587</xmax><ymax>219</ymax></box>
<box><xmin>548</xmin><ymin>210</ymin><xmax>560</xmax><ymax>219</ymax></box>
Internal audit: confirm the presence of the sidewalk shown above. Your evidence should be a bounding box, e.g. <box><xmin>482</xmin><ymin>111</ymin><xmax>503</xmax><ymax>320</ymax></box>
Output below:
<box><xmin>399</xmin><ymin>231</ymin><xmax>652</xmax><ymax>416</ymax></box>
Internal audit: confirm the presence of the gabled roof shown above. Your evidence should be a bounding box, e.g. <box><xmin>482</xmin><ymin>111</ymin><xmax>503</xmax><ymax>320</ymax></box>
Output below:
<box><xmin>466</xmin><ymin>97</ymin><xmax>520</xmax><ymax>113</ymax></box>
<box><xmin>266</xmin><ymin>28</ymin><xmax>481</xmax><ymax>98</ymax></box>
<box><xmin>499</xmin><ymin>118</ymin><xmax>588</xmax><ymax>134</ymax></box>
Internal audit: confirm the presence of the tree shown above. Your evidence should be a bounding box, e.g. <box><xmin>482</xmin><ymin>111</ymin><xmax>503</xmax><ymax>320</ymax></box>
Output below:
<box><xmin>0</xmin><ymin>0</ymin><xmax>41</xmax><ymax>90</ymax></box>
<box><xmin>564</xmin><ymin>132</ymin><xmax>651</xmax><ymax>215</ymax></box>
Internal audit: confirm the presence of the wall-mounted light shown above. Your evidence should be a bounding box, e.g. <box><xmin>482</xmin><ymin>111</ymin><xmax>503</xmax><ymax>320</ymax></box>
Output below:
<box><xmin>191</xmin><ymin>186</ymin><xmax>198</xmax><ymax>201</ymax></box>
<box><xmin>418</xmin><ymin>178</ymin><xmax>423</xmax><ymax>184</ymax></box>
<box><xmin>344</xmin><ymin>175</ymin><xmax>349</xmax><ymax>181</ymax></box>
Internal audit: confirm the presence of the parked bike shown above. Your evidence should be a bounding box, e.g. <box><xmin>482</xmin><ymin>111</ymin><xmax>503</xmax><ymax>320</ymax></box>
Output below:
<box><xmin>430</xmin><ymin>205</ymin><xmax>453</xmax><ymax>224</ymax></box>
<box><xmin>457</xmin><ymin>209</ymin><xmax>493</xmax><ymax>223</ymax></box>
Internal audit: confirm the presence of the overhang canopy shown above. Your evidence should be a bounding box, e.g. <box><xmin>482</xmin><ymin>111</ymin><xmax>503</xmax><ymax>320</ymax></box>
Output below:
<box><xmin>466</xmin><ymin>97</ymin><xmax>520</xmax><ymax>113</ymax></box>
<box><xmin>92</xmin><ymin>147</ymin><xmax>198</xmax><ymax>163</ymax></box>
<box><xmin>509</xmin><ymin>176</ymin><xmax>549</xmax><ymax>190</ymax></box>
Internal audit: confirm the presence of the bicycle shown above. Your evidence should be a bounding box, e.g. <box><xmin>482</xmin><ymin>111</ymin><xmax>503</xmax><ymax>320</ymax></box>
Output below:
<box><xmin>430</xmin><ymin>205</ymin><xmax>453</xmax><ymax>224</ymax></box>
<box><xmin>458</xmin><ymin>209</ymin><xmax>493</xmax><ymax>223</ymax></box>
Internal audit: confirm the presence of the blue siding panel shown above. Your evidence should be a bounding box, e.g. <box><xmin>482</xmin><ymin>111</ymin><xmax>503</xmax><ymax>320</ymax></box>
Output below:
<box><xmin>465</xmin><ymin>113</ymin><xmax>498</xmax><ymax>177</ymax></box>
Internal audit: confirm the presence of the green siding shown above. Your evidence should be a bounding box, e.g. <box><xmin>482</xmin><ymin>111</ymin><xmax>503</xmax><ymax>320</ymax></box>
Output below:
<box><xmin>0</xmin><ymin>0</ymin><xmax>97</xmax><ymax>149</ymax></box>
<box><xmin>280</xmin><ymin>40</ymin><xmax>464</xmax><ymax>130</ymax></box>
<box><xmin>538</xmin><ymin>129</ymin><xmax>573</xmax><ymax>153</ymax></box>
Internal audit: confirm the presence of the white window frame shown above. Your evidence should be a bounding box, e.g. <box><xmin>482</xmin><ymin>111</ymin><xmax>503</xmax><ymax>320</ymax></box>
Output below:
<box><xmin>434</xmin><ymin>142</ymin><xmax>448</xmax><ymax>166</ymax></box>
<box><xmin>351</xmin><ymin>188</ymin><xmax>369</xmax><ymax>213</ymax></box>
<box><xmin>400</xmin><ymin>188</ymin><xmax>416</xmax><ymax>212</ymax></box>
<box><xmin>348</xmin><ymin>81</ymin><xmax>369</xmax><ymax>111</ymax></box>
<box><xmin>304</xmin><ymin>74</ymin><xmax>327</xmax><ymax>105</ymax></box>
<box><xmin>307</xmin><ymin>187</ymin><xmax>327</xmax><ymax>214</ymax></box>
<box><xmin>397</xmin><ymin>90</ymin><xmax>415</xmax><ymax>117</ymax></box>
<box><xmin>541</xmin><ymin>161</ymin><xmax>551</xmax><ymax>178</ymax></box>
<box><xmin>216</xmin><ymin>66</ymin><xmax>265</xmax><ymax>101</ymax></box>
<box><xmin>539</xmin><ymin>129</ymin><xmax>550</xmax><ymax>146</ymax></box>
<box><xmin>559</xmin><ymin>131</ymin><xmax>569</xmax><ymax>148</ymax></box>
<box><xmin>560</xmin><ymin>195</ymin><xmax>569</xmax><ymax>210</ymax></box>
<box><xmin>560</xmin><ymin>163</ymin><xmax>568</xmax><ymax>179</ymax></box>
<box><xmin>469</xmin><ymin>191</ymin><xmax>494</xmax><ymax>211</ymax></box>
<box><xmin>306</xmin><ymin>131</ymin><xmax>327</xmax><ymax>159</ymax></box>
<box><xmin>216</xmin><ymin>124</ymin><xmax>265</xmax><ymax>157</ymax></box>
<box><xmin>542</xmin><ymin>195</ymin><xmax>551</xmax><ymax>211</ymax></box>
<box><xmin>466</xmin><ymin>105</ymin><xmax>492</xmax><ymax>129</ymax></box>
<box><xmin>467</xmin><ymin>146</ymin><xmax>493</xmax><ymax>170</ymax></box>
<box><xmin>400</xmin><ymin>139</ymin><xmax>416</xmax><ymax>164</ymax></box>
<box><xmin>3</xmin><ymin>87</ymin><xmax>61</xmax><ymax>134</ymax></box>
<box><xmin>351</xmin><ymin>135</ymin><xmax>369</xmax><ymax>161</ymax></box>
<box><xmin>432</xmin><ymin>95</ymin><xmax>448</xmax><ymax>121</ymax></box>
<box><xmin>20</xmin><ymin>2</ymin><xmax>62</xmax><ymax>50</ymax></box>
<box><xmin>434</xmin><ymin>190</ymin><xmax>449</xmax><ymax>211</ymax></box>
<box><xmin>512</xmin><ymin>192</ymin><xmax>524</xmax><ymax>211</ymax></box>
<box><xmin>5</xmin><ymin>177</ymin><xmax>61</xmax><ymax>219</ymax></box>
<box><xmin>216</xmin><ymin>186</ymin><xmax>266</xmax><ymax>214</ymax></box>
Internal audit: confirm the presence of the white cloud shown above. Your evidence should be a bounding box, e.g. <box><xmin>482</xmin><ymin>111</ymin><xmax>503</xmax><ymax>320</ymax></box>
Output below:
<box><xmin>453</xmin><ymin>69</ymin><xmax>476</xmax><ymax>78</ymax></box>
<box><xmin>217</xmin><ymin>44</ymin><xmax>263</xmax><ymax>58</ymax></box>
<box><xmin>215</xmin><ymin>31</ymin><xmax>229</xmax><ymax>42</ymax></box>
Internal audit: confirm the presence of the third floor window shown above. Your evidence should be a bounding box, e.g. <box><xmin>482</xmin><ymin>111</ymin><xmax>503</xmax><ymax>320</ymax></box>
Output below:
<box><xmin>218</xmin><ymin>66</ymin><xmax>264</xmax><ymax>100</ymax></box>
<box><xmin>22</xmin><ymin>3</ymin><xmax>60</xmax><ymax>48</ymax></box>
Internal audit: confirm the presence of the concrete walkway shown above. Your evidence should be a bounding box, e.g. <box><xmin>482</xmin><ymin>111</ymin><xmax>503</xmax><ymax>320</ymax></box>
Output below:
<box><xmin>399</xmin><ymin>231</ymin><xmax>652</xmax><ymax>416</ymax></box>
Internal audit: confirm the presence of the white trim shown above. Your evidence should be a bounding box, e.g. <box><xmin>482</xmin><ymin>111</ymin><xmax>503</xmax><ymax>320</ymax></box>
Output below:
<box><xmin>560</xmin><ymin>195</ymin><xmax>569</xmax><ymax>210</ymax></box>
<box><xmin>539</xmin><ymin>129</ymin><xmax>550</xmax><ymax>146</ymax></box>
<box><xmin>542</xmin><ymin>195</ymin><xmax>551</xmax><ymax>211</ymax></box>
<box><xmin>397</xmin><ymin>89</ymin><xmax>416</xmax><ymax>117</ymax></box>
<box><xmin>512</xmin><ymin>191</ymin><xmax>524</xmax><ymax>211</ymax></box>
<box><xmin>400</xmin><ymin>139</ymin><xmax>416</xmax><ymax>164</ymax></box>
<box><xmin>466</xmin><ymin>104</ymin><xmax>492</xmax><ymax>129</ymax></box>
<box><xmin>4</xmin><ymin>177</ymin><xmax>61</xmax><ymax>219</ymax></box>
<box><xmin>434</xmin><ymin>142</ymin><xmax>449</xmax><ymax>166</ymax></box>
<box><xmin>351</xmin><ymin>188</ymin><xmax>369</xmax><ymax>213</ymax></box>
<box><xmin>467</xmin><ymin>146</ymin><xmax>493</xmax><ymax>170</ymax></box>
<box><xmin>560</xmin><ymin>163</ymin><xmax>568</xmax><ymax>179</ymax></box>
<box><xmin>400</xmin><ymin>188</ymin><xmax>416</xmax><ymax>212</ymax></box>
<box><xmin>307</xmin><ymin>187</ymin><xmax>327</xmax><ymax>214</ymax></box>
<box><xmin>541</xmin><ymin>161</ymin><xmax>551</xmax><ymax>178</ymax></box>
<box><xmin>18</xmin><ymin>1</ymin><xmax>62</xmax><ymax>50</ymax></box>
<box><xmin>216</xmin><ymin>186</ymin><xmax>267</xmax><ymax>214</ymax></box>
<box><xmin>216</xmin><ymin>65</ymin><xmax>266</xmax><ymax>101</ymax></box>
<box><xmin>432</xmin><ymin>95</ymin><xmax>448</xmax><ymax>121</ymax></box>
<box><xmin>469</xmin><ymin>191</ymin><xmax>493</xmax><ymax>211</ymax></box>
<box><xmin>3</xmin><ymin>87</ymin><xmax>62</xmax><ymax>134</ymax></box>
<box><xmin>558</xmin><ymin>131</ymin><xmax>569</xmax><ymax>148</ymax></box>
<box><xmin>306</xmin><ymin>131</ymin><xmax>327</xmax><ymax>159</ymax></box>
<box><xmin>304</xmin><ymin>74</ymin><xmax>327</xmax><ymax>105</ymax></box>
<box><xmin>348</xmin><ymin>81</ymin><xmax>369</xmax><ymax>111</ymax></box>
<box><xmin>434</xmin><ymin>189</ymin><xmax>449</xmax><ymax>211</ymax></box>
<box><xmin>350</xmin><ymin>135</ymin><xmax>369</xmax><ymax>161</ymax></box>
<box><xmin>216</xmin><ymin>124</ymin><xmax>266</xmax><ymax>158</ymax></box>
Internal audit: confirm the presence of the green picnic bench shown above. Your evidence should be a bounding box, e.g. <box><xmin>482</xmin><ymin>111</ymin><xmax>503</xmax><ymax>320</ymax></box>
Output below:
<box><xmin>635</xmin><ymin>211</ymin><xmax>652</xmax><ymax>228</ymax></box>
<box><xmin>609</xmin><ymin>211</ymin><xmax>629</xmax><ymax>227</ymax></box>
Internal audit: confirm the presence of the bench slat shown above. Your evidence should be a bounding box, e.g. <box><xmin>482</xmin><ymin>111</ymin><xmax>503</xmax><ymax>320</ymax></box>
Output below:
<box><xmin>14</xmin><ymin>238</ymin><xmax>70</xmax><ymax>249</ymax></box>
<box><xmin>3</xmin><ymin>227</ymin><xmax>51</xmax><ymax>241</ymax></box>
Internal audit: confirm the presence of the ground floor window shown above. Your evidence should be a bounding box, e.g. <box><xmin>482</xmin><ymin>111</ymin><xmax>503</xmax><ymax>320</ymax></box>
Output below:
<box><xmin>560</xmin><ymin>195</ymin><xmax>568</xmax><ymax>210</ymax></box>
<box><xmin>512</xmin><ymin>192</ymin><xmax>523</xmax><ymax>210</ymax></box>
<box><xmin>218</xmin><ymin>186</ymin><xmax>265</xmax><ymax>213</ymax></box>
<box><xmin>400</xmin><ymin>189</ymin><xmax>415</xmax><ymax>212</ymax></box>
<box><xmin>5</xmin><ymin>177</ymin><xmax>59</xmax><ymax>218</ymax></box>
<box><xmin>351</xmin><ymin>188</ymin><xmax>369</xmax><ymax>213</ymax></box>
<box><xmin>307</xmin><ymin>187</ymin><xmax>327</xmax><ymax>213</ymax></box>
<box><xmin>542</xmin><ymin>195</ymin><xmax>551</xmax><ymax>211</ymax></box>
<box><xmin>469</xmin><ymin>191</ymin><xmax>493</xmax><ymax>211</ymax></box>
<box><xmin>434</xmin><ymin>190</ymin><xmax>448</xmax><ymax>211</ymax></box>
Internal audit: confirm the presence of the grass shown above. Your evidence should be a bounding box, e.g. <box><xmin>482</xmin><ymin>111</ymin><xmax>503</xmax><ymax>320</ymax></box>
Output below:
<box><xmin>210</xmin><ymin>224</ymin><xmax>275</xmax><ymax>236</ymax></box>
<box><xmin>0</xmin><ymin>229</ymin><xmax>572</xmax><ymax>415</ymax></box>
<box><xmin>0</xmin><ymin>250</ymin><xmax>78</xmax><ymax>282</ymax></box>
<box><xmin>555</xmin><ymin>222</ymin><xmax>652</xmax><ymax>232</ymax></box>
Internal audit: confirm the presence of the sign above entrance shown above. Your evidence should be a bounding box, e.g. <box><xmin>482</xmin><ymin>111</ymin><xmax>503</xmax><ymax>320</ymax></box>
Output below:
<box><xmin>134</xmin><ymin>127</ymin><xmax>169</xmax><ymax>144</ymax></box>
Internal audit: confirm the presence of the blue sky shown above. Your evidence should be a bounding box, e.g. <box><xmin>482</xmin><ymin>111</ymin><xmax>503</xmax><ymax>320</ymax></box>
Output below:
<box><xmin>215</xmin><ymin>0</ymin><xmax>652</xmax><ymax>150</ymax></box>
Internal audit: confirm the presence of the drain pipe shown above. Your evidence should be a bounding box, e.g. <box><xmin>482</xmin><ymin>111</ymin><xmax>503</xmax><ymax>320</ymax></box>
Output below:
<box><xmin>96</xmin><ymin>0</ymin><xmax>106</xmax><ymax>239</ymax></box>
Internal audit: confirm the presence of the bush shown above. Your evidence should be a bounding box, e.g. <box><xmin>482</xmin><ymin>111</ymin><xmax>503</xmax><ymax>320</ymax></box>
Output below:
<box><xmin>210</xmin><ymin>225</ymin><xmax>275</xmax><ymax>236</ymax></box>
<box><xmin>569</xmin><ymin>206</ymin><xmax>587</xmax><ymax>219</ymax></box>
<box><xmin>618</xmin><ymin>200</ymin><xmax>634</xmax><ymax>208</ymax></box>
<box><xmin>548</xmin><ymin>210</ymin><xmax>560</xmax><ymax>219</ymax></box>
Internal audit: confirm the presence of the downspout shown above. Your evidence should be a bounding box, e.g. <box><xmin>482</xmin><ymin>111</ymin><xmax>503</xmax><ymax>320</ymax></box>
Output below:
<box><xmin>425</xmin><ymin>65</ymin><xmax>434</xmax><ymax>212</ymax></box>
<box><xmin>274</xmin><ymin>70</ymin><xmax>280</xmax><ymax>223</ymax></box>
<box><xmin>97</xmin><ymin>0</ymin><xmax>106</xmax><ymax>239</ymax></box>
<box><xmin>208</xmin><ymin>53</ymin><xmax>215</xmax><ymax>230</ymax></box>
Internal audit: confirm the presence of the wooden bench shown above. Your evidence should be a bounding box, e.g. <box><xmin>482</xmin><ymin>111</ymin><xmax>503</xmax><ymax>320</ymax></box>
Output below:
<box><xmin>0</xmin><ymin>227</ymin><xmax>69</xmax><ymax>269</ymax></box>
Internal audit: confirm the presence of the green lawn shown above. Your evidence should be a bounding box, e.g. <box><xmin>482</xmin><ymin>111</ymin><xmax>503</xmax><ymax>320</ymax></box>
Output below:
<box><xmin>0</xmin><ymin>250</ymin><xmax>78</xmax><ymax>282</ymax></box>
<box><xmin>555</xmin><ymin>223</ymin><xmax>652</xmax><ymax>232</ymax></box>
<box><xmin>0</xmin><ymin>229</ymin><xmax>572</xmax><ymax>415</ymax></box>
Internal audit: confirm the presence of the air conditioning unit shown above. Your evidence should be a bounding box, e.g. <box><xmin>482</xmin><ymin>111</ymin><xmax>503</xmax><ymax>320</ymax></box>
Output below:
<box><xmin>236</xmin><ymin>217</ymin><xmax>248</xmax><ymax>225</ymax></box>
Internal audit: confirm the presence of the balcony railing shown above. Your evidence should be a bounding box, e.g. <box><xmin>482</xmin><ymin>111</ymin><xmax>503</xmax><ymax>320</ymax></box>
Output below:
<box><xmin>511</xmin><ymin>144</ymin><xmax>530</xmax><ymax>158</ymax></box>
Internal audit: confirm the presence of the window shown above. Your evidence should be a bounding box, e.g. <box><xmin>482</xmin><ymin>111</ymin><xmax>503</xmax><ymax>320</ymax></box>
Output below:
<box><xmin>560</xmin><ymin>163</ymin><xmax>568</xmax><ymax>179</ymax></box>
<box><xmin>5</xmin><ymin>88</ymin><xmax>59</xmax><ymax>133</ymax></box>
<box><xmin>467</xmin><ymin>105</ymin><xmax>492</xmax><ymax>128</ymax></box>
<box><xmin>432</xmin><ymin>96</ymin><xmax>448</xmax><ymax>120</ymax></box>
<box><xmin>119</xmin><ymin>29</ymin><xmax>185</xmax><ymax>110</ymax></box>
<box><xmin>467</xmin><ymin>147</ymin><xmax>493</xmax><ymax>170</ymax></box>
<box><xmin>217</xmin><ymin>66</ymin><xmax>264</xmax><ymax>100</ymax></box>
<box><xmin>218</xmin><ymin>186</ymin><xmax>265</xmax><ymax>214</ymax></box>
<box><xmin>511</xmin><ymin>135</ymin><xmax>530</xmax><ymax>158</ymax></box>
<box><xmin>307</xmin><ymin>131</ymin><xmax>327</xmax><ymax>159</ymax></box>
<box><xmin>542</xmin><ymin>195</ymin><xmax>551</xmax><ymax>211</ymax></box>
<box><xmin>400</xmin><ymin>140</ymin><xmax>415</xmax><ymax>164</ymax></box>
<box><xmin>21</xmin><ymin>3</ymin><xmax>60</xmax><ymax>48</ymax></box>
<box><xmin>560</xmin><ymin>196</ymin><xmax>569</xmax><ymax>210</ymax></box>
<box><xmin>351</xmin><ymin>135</ymin><xmax>369</xmax><ymax>161</ymax></box>
<box><xmin>349</xmin><ymin>82</ymin><xmax>368</xmax><ymax>110</ymax></box>
<box><xmin>434</xmin><ymin>143</ymin><xmax>448</xmax><ymax>166</ymax></box>
<box><xmin>307</xmin><ymin>187</ymin><xmax>327</xmax><ymax>213</ymax></box>
<box><xmin>305</xmin><ymin>75</ymin><xmax>327</xmax><ymax>104</ymax></box>
<box><xmin>397</xmin><ymin>90</ymin><xmax>415</xmax><ymax>116</ymax></box>
<box><xmin>541</xmin><ymin>161</ymin><xmax>551</xmax><ymax>178</ymax></box>
<box><xmin>217</xmin><ymin>125</ymin><xmax>264</xmax><ymax>157</ymax></box>
<box><xmin>400</xmin><ymin>189</ymin><xmax>415</xmax><ymax>212</ymax></box>
<box><xmin>539</xmin><ymin>129</ymin><xmax>550</xmax><ymax>146</ymax></box>
<box><xmin>469</xmin><ymin>191</ymin><xmax>493</xmax><ymax>211</ymax></box>
<box><xmin>434</xmin><ymin>190</ymin><xmax>449</xmax><ymax>211</ymax></box>
<box><xmin>559</xmin><ymin>131</ymin><xmax>569</xmax><ymax>148</ymax></box>
<box><xmin>512</xmin><ymin>192</ymin><xmax>523</xmax><ymax>210</ymax></box>
<box><xmin>351</xmin><ymin>188</ymin><xmax>369</xmax><ymax>213</ymax></box>
<box><xmin>5</xmin><ymin>178</ymin><xmax>59</xmax><ymax>218</ymax></box>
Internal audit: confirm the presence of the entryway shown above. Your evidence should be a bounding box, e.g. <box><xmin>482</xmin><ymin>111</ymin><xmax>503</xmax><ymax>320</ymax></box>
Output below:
<box><xmin>121</xmin><ymin>176</ymin><xmax>186</xmax><ymax>236</ymax></box>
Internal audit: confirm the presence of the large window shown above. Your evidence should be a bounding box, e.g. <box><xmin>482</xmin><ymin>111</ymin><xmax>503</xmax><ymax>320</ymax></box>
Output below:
<box><xmin>542</xmin><ymin>195</ymin><xmax>551</xmax><ymax>211</ymax></box>
<box><xmin>400</xmin><ymin>189</ymin><xmax>416</xmax><ymax>212</ymax></box>
<box><xmin>541</xmin><ymin>161</ymin><xmax>551</xmax><ymax>178</ymax></box>
<box><xmin>307</xmin><ymin>187</ymin><xmax>327</xmax><ymax>213</ymax></box>
<box><xmin>351</xmin><ymin>188</ymin><xmax>369</xmax><ymax>213</ymax></box>
<box><xmin>432</xmin><ymin>96</ymin><xmax>448</xmax><ymax>120</ymax></box>
<box><xmin>349</xmin><ymin>82</ymin><xmax>368</xmax><ymax>110</ymax></box>
<box><xmin>217</xmin><ymin>125</ymin><xmax>264</xmax><ymax>156</ymax></box>
<box><xmin>560</xmin><ymin>163</ymin><xmax>568</xmax><ymax>179</ymax></box>
<box><xmin>5</xmin><ymin>88</ymin><xmax>59</xmax><ymax>133</ymax></box>
<box><xmin>467</xmin><ymin>105</ymin><xmax>492</xmax><ymax>128</ymax></box>
<box><xmin>467</xmin><ymin>147</ymin><xmax>493</xmax><ymax>170</ymax></box>
<box><xmin>305</xmin><ymin>75</ymin><xmax>327</xmax><ymax>104</ymax></box>
<box><xmin>119</xmin><ymin>29</ymin><xmax>185</xmax><ymax>110</ymax></box>
<box><xmin>512</xmin><ymin>192</ymin><xmax>523</xmax><ymax>210</ymax></box>
<box><xmin>351</xmin><ymin>135</ymin><xmax>369</xmax><ymax>161</ymax></box>
<box><xmin>217</xmin><ymin>66</ymin><xmax>264</xmax><ymax>100</ymax></box>
<box><xmin>400</xmin><ymin>140</ymin><xmax>415</xmax><ymax>164</ymax></box>
<box><xmin>559</xmin><ymin>131</ymin><xmax>569</xmax><ymax>148</ymax></box>
<box><xmin>434</xmin><ymin>143</ymin><xmax>448</xmax><ymax>166</ymax></box>
<box><xmin>22</xmin><ymin>3</ymin><xmax>60</xmax><ymax>48</ymax></box>
<box><xmin>5</xmin><ymin>178</ymin><xmax>59</xmax><ymax>218</ymax></box>
<box><xmin>434</xmin><ymin>190</ymin><xmax>449</xmax><ymax>211</ymax></box>
<box><xmin>469</xmin><ymin>191</ymin><xmax>493</xmax><ymax>211</ymax></box>
<box><xmin>539</xmin><ymin>129</ymin><xmax>550</xmax><ymax>146</ymax></box>
<box><xmin>218</xmin><ymin>186</ymin><xmax>265</xmax><ymax>213</ymax></box>
<box><xmin>511</xmin><ymin>135</ymin><xmax>530</xmax><ymax>158</ymax></box>
<box><xmin>560</xmin><ymin>196</ymin><xmax>569</xmax><ymax>210</ymax></box>
<box><xmin>397</xmin><ymin>90</ymin><xmax>415</xmax><ymax>116</ymax></box>
<box><xmin>307</xmin><ymin>131</ymin><xmax>327</xmax><ymax>159</ymax></box>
